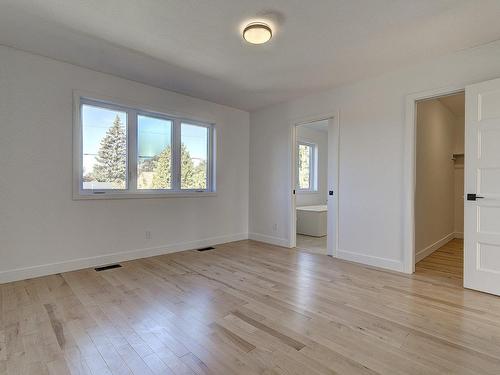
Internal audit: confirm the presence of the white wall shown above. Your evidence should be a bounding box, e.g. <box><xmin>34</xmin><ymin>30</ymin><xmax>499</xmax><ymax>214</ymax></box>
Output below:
<box><xmin>454</xmin><ymin>115</ymin><xmax>465</xmax><ymax>154</ymax></box>
<box><xmin>296</xmin><ymin>126</ymin><xmax>328</xmax><ymax>207</ymax></box>
<box><xmin>249</xmin><ymin>40</ymin><xmax>500</xmax><ymax>271</ymax></box>
<box><xmin>415</xmin><ymin>99</ymin><xmax>456</xmax><ymax>260</ymax></box>
<box><xmin>0</xmin><ymin>46</ymin><xmax>250</xmax><ymax>283</ymax></box>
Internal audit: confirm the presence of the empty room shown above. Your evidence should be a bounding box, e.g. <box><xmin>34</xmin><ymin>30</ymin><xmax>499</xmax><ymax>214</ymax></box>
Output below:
<box><xmin>2</xmin><ymin>1</ymin><xmax>500</xmax><ymax>374</ymax></box>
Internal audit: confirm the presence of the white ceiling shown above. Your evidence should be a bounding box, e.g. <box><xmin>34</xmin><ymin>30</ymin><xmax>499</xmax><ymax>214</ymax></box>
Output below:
<box><xmin>2</xmin><ymin>1</ymin><xmax>500</xmax><ymax>111</ymax></box>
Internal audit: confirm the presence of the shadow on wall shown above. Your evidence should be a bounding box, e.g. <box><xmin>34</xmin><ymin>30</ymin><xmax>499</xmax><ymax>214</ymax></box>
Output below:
<box><xmin>415</xmin><ymin>92</ymin><xmax>464</xmax><ymax>262</ymax></box>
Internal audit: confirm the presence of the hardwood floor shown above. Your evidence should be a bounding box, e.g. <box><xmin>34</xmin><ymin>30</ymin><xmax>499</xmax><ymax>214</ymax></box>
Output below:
<box><xmin>416</xmin><ymin>238</ymin><xmax>463</xmax><ymax>287</ymax></box>
<box><xmin>2</xmin><ymin>239</ymin><xmax>500</xmax><ymax>374</ymax></box>
<box><xmin>296</xmin><ymin>234</ymin><xmax>327</xmax><ymax>255</ymax></box>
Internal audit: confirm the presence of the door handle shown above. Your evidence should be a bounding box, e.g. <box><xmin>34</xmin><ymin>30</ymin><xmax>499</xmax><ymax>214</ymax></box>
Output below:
<box><xmin>467</xmin><ymin>193</ymin><xmax>484</xmax><ymax>201</ymax></box>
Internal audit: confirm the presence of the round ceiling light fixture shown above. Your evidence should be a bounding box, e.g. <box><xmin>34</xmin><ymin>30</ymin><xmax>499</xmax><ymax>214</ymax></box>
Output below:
<box><xmin>243</xmin><ymin>22</ymin><xmax>272</xmax><ymax>44</ymax></box>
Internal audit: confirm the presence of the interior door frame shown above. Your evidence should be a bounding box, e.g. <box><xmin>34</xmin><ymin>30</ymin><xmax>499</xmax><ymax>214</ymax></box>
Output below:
<box><xmin>289</xmin><ymin>111</ymin><xmax>340</xmax><ymax>257</ymax></box>
<box><xmin>403</xmin><ymin>85</ymin><xmax>465</xmax><ymax>274</ymax></box>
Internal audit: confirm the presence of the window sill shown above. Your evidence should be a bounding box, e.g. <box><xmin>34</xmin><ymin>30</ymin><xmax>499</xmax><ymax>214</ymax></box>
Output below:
<box><xmin>73</xmin><ymin>191</ymin><xmax>217</xmax><ymax>200</ymax></box>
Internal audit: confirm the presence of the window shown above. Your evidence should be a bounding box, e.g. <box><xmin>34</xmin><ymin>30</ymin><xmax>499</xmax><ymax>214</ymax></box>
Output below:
<box><xmin>76</xmin><ymin>97</ymin><xmax>215</xmax><ymax>198</ymax></box>
<box><xmin>181</xmin><ymin>123</ymin><xmax>209</xmax><ymax>190</ymax></box>
<box><xmin>297</xmin><ymin>141</ymin><xmax>317</xmax><ymax>191</ymax></box>
<box><xmin>82</xmin><ymin>104</ymin><xmax>128</xmax><ymax>190</ymax></box>
<box><xmin>137</xmin><ymin>115</ymin><xmax>172</xmax><ymax>190</ymax></box>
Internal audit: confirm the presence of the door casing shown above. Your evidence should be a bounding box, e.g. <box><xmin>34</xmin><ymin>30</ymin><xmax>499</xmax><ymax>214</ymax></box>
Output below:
<box><xmin>404</xmin><ymin>85</ymin><xmax>465</xmax><ymax>274</ymax></box>
<box><xmin>289</xmin><ymin>112</ymin><xmax>340</xmax><ymax>257</ymax></box>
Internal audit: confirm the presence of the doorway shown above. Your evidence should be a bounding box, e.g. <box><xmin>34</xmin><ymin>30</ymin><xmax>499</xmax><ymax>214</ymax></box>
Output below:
<box><xmin>414</xmin><ymin>92</ymin><xmax>465</xmax><ymax>285</ymax></box>
<box><xmin>404</xmin><ymin>78</ymin><xmax>500</xmax><ymax>296</ymax></box>
<box><xmin>295</xmin><ymin>120</ymin><xmax>328</xmax><ymax>254</ymax></box>
<box><xmin>290</xmin><ymin>114</ymin><xmax>339</xmax><ymax>257</ymax></box>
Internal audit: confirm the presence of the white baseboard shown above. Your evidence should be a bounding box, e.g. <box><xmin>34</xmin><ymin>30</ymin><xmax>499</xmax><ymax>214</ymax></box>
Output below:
<box><xmin>454</xmin><ymin>232</ymin><xmax>463</xmax><ymax>239</ymax></box>
<box><xmin>0</xmin><ymin>233</ymin><xmax>248</xmax><ymax>284</ymax></box>
<box><xmin>248</xmin><ymin>233</ymin><xmax>404</xmax><ymax>272</ymax></box>
<box><xmin>415</xmin><ymin>232</ymin><xmax>455</xmax><ymax>263</ymax></box>
<box><xmin>336</xmin><ymin>249</ymin><xmax>404</xmax><ymax>273</ymax></box>
<box><xmin>248</xmin><ymin>232</ymin><xmax>290</xmax><ymax>248</ymax></box>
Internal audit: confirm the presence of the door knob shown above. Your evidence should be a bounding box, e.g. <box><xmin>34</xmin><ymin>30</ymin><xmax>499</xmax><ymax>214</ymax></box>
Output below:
<box><xmin>467</xmin><ymin>193</ymin><xmax>484</xmax><ymax>201</ymax></box>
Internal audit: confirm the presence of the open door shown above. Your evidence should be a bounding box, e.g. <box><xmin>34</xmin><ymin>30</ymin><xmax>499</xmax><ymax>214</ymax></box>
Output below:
<box><xmin>326</xmin><ymin>117</ymin><xmax>339</xmax><ymax>257</ymax></box>
<box><xmin>464</xmin><ymin>78</ymin><xmax>500</xmax><ymax>295</ymax></box>
<box><xmin>290</xmin><ymin>114</ymin><xmax>339</xmax><ymax>257</ymax></box>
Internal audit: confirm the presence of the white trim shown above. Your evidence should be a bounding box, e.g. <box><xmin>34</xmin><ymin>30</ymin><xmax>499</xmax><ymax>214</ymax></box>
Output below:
<box><xmin>0</xmin><ymin>233</ymin><xmax>248</xmax><ymax>284</ymax></box>
<box><xmin>415</xmin><ymin>232</ymin><xmax>456</xmax><ymax>263</ymax></box>
<box><xmin>454</xmin><ymin>232</ymin><xmax>464</xmax><ymax>239</ymax></box>
<box><xmin>73</xmin><ymin>91</ymin><xmax>216</xmax><ymax>199</ymax></box>
<box><xmin>290</xmin><ymin>123</ymin><xmax>297</xmax><ymax>248</ymax></box>
<box><xmin>248</xmin><ymin>233</ymin><xmax>289</xmax><ymax>248</ymax></box>
<box><xmin>403</xmin><ymin>85</ymin><xmax>465</xmax><ymax>274</ymax></box>
<box><xmin>336</xmin><ymin>249</ymin><xmax>404</xmax><ymax>273</ymax></box>
<box><xmin>290</xmin><ymin>112</ymin><xmax>340</xmax><ymax>257</ymax></box>
<box><xmin>327</xmin><ymin>114</ymin><xmax>340</xmax><ymax>258</ymax></box>
<box><xmin>74</xmin><ymin>191</ymin><xmax>217</xmax><ymax>200</ymax></box>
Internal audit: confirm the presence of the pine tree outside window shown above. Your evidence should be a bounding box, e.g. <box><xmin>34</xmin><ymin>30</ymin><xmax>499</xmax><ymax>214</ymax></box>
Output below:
<box><xmin>82</xmin><ymin>105</ymin><xmax>128</xmax><ymax>190</ymax></box>
<box><xmin>297</xmin><ymin>141</ymin><xmax>317</xmax><ymax>192</ymax></box>
<box><xmin>76</xmin><ymin>96</ymin><xmax>215</xmax><ymax>198</ymax></box>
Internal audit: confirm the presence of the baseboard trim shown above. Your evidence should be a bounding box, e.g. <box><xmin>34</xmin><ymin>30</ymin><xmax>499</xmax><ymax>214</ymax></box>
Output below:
<box><xmin>454</xmin><ymin>232</ymin><xmax>464</xmax><ymax>239</ymax></box>
<box><xmin>336</xmin><ymin>249</ymin><xmax>404</xmax><ymax>273</ymax></box>
<box><xmin>415</xmin><ymin>232</ymin><xmax>455</xmax><ymax>263</ymax></box>
<box><xmin>0</xmin><ymin>233</ymin><xmax>248</xmax><ymax>284</ymax></box>
<box><xmin>248</xmin><ymin>232</ymin><xmax>290</xmax><ymax>248</ymax></box>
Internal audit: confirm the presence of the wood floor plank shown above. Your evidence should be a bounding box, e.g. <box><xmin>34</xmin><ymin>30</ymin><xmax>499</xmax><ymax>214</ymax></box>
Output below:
<box><xmin>2</xmin><ymin>238</ymin><xmax>500</xmax><ymax>374</ymax></box>
<box><xmin>230</xmin><ymin>311</ymin><xmax>305</xmax><ymax>351</ymax></box>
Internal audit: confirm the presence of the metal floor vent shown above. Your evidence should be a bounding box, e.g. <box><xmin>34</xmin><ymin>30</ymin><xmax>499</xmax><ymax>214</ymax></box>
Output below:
<box><xmin>197</xmin><ymin>246</ymin><xmax>215</xmax><ymax>252</ymax></box>
<box><xmin>95</xmin><ymin>264</ymin><xmax>122</xmax><ymax>272</ymax></box>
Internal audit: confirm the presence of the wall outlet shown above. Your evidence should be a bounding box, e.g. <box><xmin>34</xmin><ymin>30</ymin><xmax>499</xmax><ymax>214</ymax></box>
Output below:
<box><xmin>145</xmin><ymin>230</ymin><xmax>151</xmax><ymax>240</ymax></box>
<box><xmin>272</xmin><ymin>223</ymin><xmax>278</xmax><ymax>232</ymax></box>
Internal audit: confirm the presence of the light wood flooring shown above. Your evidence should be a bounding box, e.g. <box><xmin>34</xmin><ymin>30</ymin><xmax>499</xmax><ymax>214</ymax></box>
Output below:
<box><xmin>296</xmin><ymin>234</ymin><xmax>327</xmax><ymax>255</ymax></box>
<box><xmin>2</xmin><ymin>239</ymin><xmax>500</xmax><ymax>374</ymax></box>
<box><xmin>416</xmin><ymin>238</ymin><xmax>463</xmax><ymax>287</ymax></box>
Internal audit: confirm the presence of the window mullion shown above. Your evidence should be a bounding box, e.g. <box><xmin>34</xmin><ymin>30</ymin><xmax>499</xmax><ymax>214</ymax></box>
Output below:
<box><xmin>314</xmin><ymin>145</ymin><xmax>317</xmax><ymax>191</ymax></box>
<box><xmin>128</xmin><ymin>109</ymin><xmax>138</xmax><ymax>193</ymax></box>
<box><xmin>172</xmin><ymin>119</ymin><xmax>181</xmax><ymax>191</ymax></box>
<box><xmin>208</xmin><ymin>126</ymin><xmax>214</xmax><ymax>191</ymax></box>
<box><xmin>310</xmin><ymin>145</ymin><xmax>314</xmax><ymax>191</ymax></box>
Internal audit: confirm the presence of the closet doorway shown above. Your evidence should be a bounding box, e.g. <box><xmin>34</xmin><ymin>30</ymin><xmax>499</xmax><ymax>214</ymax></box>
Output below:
<box><xmin>414</xmin><ymin>92</ymin><xmax>465</xmax><ymax>284</ymax></box>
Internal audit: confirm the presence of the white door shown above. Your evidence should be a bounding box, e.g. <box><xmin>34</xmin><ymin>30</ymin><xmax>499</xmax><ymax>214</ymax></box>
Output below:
<box><xmin>326</xmin><ymin>117</ymin><xmax>340</xmax><ymax>256</ymax></box>
<box><xmin>464</xmin><ymin>78</ymin><xmax>500</xmax><ymax>296</ymax></box>
<box><xmin>291</xmin><ymin>115</ymin><xmax>339</xmax><ymax>256</ymax></box>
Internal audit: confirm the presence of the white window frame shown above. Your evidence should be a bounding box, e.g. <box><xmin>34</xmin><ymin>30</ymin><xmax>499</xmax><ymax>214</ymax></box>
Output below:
<box><xmin>73</xmin><ymin>92</ymin><xmax>216</xmax><ymax>199</ymax></box>
<box><xmin>296</xmin><ymin>141</ymin><xmax>318</xmax><ymax>192</ymax></box>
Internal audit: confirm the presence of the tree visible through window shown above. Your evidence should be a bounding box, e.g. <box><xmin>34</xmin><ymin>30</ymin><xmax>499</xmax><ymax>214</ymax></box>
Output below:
<box><xmin>297</xmin><ymin>142</ymin><xmax>316</xmax><ymax>191</ymax></box>
<box><xmin>181</xmin><ymin>123</ymin><xmax>208</xmax><ymax>190</ymax></box>
<box><xmin>82</xmin><ymin>106</ymin><xmax>127</xmax><ymax>190</ymax></box>
<box><xmin>298</xmin><ymin>144</ymin><xmax>311</xmax><ymax>189</ymax></box>
<box><xmin>137</xmin><ymin>115</ymin><xmax>172</xmax><ymax>190</ymax></box>
<box><xmin>79</xmin><ymin>99</ymin><xmax>214</xmax><ymax>196</ymax></box>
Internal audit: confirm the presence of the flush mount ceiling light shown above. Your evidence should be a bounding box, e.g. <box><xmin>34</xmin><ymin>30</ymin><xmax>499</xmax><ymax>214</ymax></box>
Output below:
<box><xmin>243</xmin><ymin>22</ymin><xmax>272</xmax><ymax>44</ymax></box>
